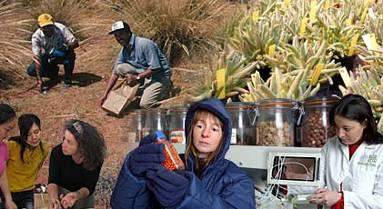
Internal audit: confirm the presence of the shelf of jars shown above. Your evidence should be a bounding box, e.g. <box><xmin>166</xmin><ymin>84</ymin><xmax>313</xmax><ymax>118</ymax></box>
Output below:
<box><xmin>126</xmin><ymin>97</ymin><xmax>337</xmax><ymax>170</ymax></box>
<box><xmin>173</xmin><ymin>144</ymin><xmax>321</xmax><ymax>170</ymax></box>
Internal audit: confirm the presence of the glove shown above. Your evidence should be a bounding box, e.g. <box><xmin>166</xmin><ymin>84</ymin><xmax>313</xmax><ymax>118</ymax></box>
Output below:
<box><xmin>50</xmin><ymin>48</ymin><xmax>66</xmax><ymax>58</ymax></box>
<box><xmin>139</xmin><ymin>132</ymin><xmax>159</xmax><ymax>146</ymax></box>
<box><xmin>139</xmin><ymin>131</ymin><xmax>167</xmax><ymax>146</ymax></box>
<box><xmin>129</xmin><ymin>143</ymin><xmax>165</xmax><ymax>177</ymax></box>
<box><xmin>146</xmin><ymin>168</ymin><xmax>189</xmax><ymax>208</ymax></box>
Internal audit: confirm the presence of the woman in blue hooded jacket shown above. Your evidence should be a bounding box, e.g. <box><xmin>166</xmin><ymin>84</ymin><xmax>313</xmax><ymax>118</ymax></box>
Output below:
<box><xmin>111</xmin><ymin>97</ymin><xmax>255</xmax><ymax>209</ymax></box>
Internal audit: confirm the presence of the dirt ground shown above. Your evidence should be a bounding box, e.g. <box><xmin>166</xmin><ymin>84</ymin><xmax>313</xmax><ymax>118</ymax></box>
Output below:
<box><xmin>0</xmin><ymin>35</ymin><xmax>206</xmax><ymax>208</ymax></box>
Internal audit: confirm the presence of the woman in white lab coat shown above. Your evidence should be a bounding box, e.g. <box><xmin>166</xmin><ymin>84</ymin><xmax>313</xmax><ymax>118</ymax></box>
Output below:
<box><xmin>309</xmin><ymin>94</ymin><xmax>383</xmax><ymax>209</ymax></box>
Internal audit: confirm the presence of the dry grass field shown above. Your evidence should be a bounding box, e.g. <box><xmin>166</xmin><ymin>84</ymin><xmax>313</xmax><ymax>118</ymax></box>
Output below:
<box><xmin>0</xmin><ymin>0</ymin><xmax>246</xmax><ymax>208</ymax></box>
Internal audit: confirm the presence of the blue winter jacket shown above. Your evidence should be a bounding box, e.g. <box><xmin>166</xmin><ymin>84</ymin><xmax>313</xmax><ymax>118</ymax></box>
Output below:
<box><xmin>111</xmin><ymin>98</ymin><xmax>256</xmax><ymax>209</ymax></box>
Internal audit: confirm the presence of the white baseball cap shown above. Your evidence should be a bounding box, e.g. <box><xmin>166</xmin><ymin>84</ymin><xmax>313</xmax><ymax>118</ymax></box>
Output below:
<box><xmin>109</xmin><ymin>21</ymin><xmax>130</xmax><ymax>34</ymax></box>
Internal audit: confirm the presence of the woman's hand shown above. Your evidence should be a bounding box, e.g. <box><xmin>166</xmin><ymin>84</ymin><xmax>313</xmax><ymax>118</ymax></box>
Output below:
<box><xmin>49</xmin><ymin>198</ymin><xmax>62</xmax><ymax>209</ymax></box>
<box><xmin>146</xmin><ymin>168</ymin><xmax>189</xmax><ymax>208</ymax></box>
<box><xmin>60</xmin><ymin>192</ymin><xmax>79</xmax><ymax>209</ymax></box>
<box><xmin>4</xmin><ymin>199</ymin><xmax>17</xmax><ymax>209</ymax></box>
<box><xmin>309</xmin><ymin>188</ymin><xmax>342</xmax><ymax>207</ymax></box>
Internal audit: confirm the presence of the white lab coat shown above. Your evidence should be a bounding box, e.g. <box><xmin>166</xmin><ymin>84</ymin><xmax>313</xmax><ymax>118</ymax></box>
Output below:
<box><xmin>321</xmin><ymin>137</ymin><xmax>383</xmax><ymax>209</ymax></box>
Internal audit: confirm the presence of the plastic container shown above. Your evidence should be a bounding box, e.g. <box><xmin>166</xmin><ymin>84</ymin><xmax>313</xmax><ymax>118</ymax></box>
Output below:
<box><xmin>226</xmin><ymin>102</ymin><xmax>257</xmax><ymax>145</ymax></box>
<box><xmin>167</xmin><ymin>106</ymin><xmax>188</xmax><ymax>144</ymax></box>
<box><xmin>255</xmin><ymin>99</ymin><xmax>303</xmax><ymax>146</ymax></box>
<box><xmin>301</xmin><ymin>97</ymin><xmax>339</xmax><ymax>147</ymax></box>
<box><xmin>141</xmin><ymin>108</ymin><xmax>168</xmax><ymax>137</ymax></box>
<box><xmin>155</xmin><ymin>131</ymin><xmax>185</xmax><ymax>170</ymax></box>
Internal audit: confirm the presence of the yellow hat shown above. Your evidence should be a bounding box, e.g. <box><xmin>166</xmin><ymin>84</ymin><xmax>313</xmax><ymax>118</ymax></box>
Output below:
<box><xmin>37</xmin><ymin>13</ymin><xmax>54</xmax><ymax>27</ymax></box>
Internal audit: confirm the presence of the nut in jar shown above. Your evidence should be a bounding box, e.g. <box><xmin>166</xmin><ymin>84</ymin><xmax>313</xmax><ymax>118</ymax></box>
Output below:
<box><xmin>301</xmin><ymin>97</ymin><xmax>339</xmax><ymax>147</ymax></box>
<box><xmin>301</xmin><ymin>110</ymin><xmax>336</xmax><ymax>147</ymax></box>
<box><xmin>256</xmin><ymin>121</ymin><xmax>293</xmax><ymax>146</ymax></box>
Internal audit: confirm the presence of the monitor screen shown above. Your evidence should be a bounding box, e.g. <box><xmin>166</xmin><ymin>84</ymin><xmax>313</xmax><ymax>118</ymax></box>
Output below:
<box><xmin>267</xmin><ymin>152</ymin><xmax>321</xmax><ymax>186</ymax></box>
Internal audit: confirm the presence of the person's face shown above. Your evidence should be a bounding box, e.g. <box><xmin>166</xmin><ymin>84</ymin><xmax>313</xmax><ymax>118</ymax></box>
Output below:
<box><xmin>62</xmin><ymin>130</ymin><xmax>79</xmax><ymax>156</ymax></box>
<box><xmin>192</xmin><ymin>114</ymin><xmax>223</xmax><ymax>158</ymax></box>
<box><xmin>334</xmin><ymin>115</ymin><xmax>366</xmax><ymax>145</ymax></box>
<box><xmin>0</xmin><ymin>118</ymin><xmax>16</xmax><ymax>141</ymax></box>
<box><xmin>41</xmin><ymin>25</ymin><xmax>54</xmax><ymax>37</ymax></box>
<box><xmin>26</xmin><ymin>123</ymin><xmax>41</xmax><ymax>147</ymax></box>
<box><xmin>113</xmin><ymin>30</ymin><xmax>131</xmax><ymax>47</ymax></box>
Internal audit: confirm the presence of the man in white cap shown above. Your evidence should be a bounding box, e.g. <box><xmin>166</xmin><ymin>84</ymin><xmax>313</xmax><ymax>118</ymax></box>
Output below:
<box><xmin>99</xmin><ymin>21</ymin><xmax>172</xmax><ymax>109</ymax></box>
<box><xmin>27</xmin><ymin>13</ymin><xmax>79</xmax><ymax>90</ymax></box>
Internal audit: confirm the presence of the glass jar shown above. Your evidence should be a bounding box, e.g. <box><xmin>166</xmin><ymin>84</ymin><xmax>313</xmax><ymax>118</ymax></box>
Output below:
<box><xmin>255</xmin><ymin>99</ymin><xmax>302</xmax><ymax>146</ymax></box>
<box><xmin>136</xmin><ymin>110</ymin><xmax>146</xmax><ymax>142</ymax></box>
<box><xmin>226</xmin><ymin>102</ymin><xmax>257</xmax><ymax>145</ymax></box>
<box><xmin>301</xmin><ymin>97</ymin><xmax>339</xmax><ymax>147</ymax></box>
<box><xmin>125</xmin><ymin>111</ymin><xmax>145</xmax><ymax>143</ymax></box>
<box><xmin>167</xmin><ymin>106</ymin><xmax>188</xmax><ymax>144</ymax></box>
<box><xmin>141</xmin><ymin>108</ymin><xmax>168</xmax><ymax>138</ymax></box>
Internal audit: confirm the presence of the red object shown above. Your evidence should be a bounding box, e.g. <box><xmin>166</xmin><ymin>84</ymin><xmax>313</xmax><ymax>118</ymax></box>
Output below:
<box><xmin>331</xmin><ymin>192</ymin><xmax>344</xmax><ymax>209</ymax></box>
<box><xmin>349</xmin><ymin>139</ymin><xmax>363</xmax><ymax>159</ymax></box>
<box><xmin>156</xmin><ymin>140</ymin><xmax>185</xmax><ymax>171</ymax></box>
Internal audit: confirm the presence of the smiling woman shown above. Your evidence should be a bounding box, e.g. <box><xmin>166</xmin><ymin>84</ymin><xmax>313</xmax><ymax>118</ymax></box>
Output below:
<box><xmin>5</xmin><ymin>114</ymin><xmax>49</xmax><ymax>209</ymax></box>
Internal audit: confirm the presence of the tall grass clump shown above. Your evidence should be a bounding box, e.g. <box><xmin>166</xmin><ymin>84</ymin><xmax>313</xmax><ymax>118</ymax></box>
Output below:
<box><xmin>106</xmin><ymin>0</ymin><xmax>228</xmax><ymax>64</ymax></box>
<box><xmin>25</xmin><ymin>0</ymin><xmax>109</xmax><ymax>41</ymax></box>
<box><xmin>0</xmin><ymin>1</ymin><xmax>32</xmax><ymax>81</ymax></box>
<box><xmin>18</xmin><ymin>0</ymin><xmax>116</xmax><ymax>74</ymax></box>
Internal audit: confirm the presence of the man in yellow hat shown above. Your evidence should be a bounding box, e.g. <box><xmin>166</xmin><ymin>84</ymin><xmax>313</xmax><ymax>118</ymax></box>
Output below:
<box><xmin>27</xmin><ymin>13</ymin><xmax>79</xmax><ymax>90</ymax></box>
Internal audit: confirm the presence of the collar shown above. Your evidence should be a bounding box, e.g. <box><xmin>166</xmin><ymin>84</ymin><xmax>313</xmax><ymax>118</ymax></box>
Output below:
<box><xmin>349</xmin><ymin>138</ymin><xmax>364</xmax><ymax>146</ymax></box>
<box><xmin>128</xmin><ymin>33</ymin><xmax>135</xmax><ymax>48</ymax></box>
<box><xmin>348</xmin><ymin>139</ymin><xmax>364</xmax><ymax>159</ymax></box>
<box><xmin>335</xmin><ymin>137</ymin><xmax>365</xmax><ymax>160</ymax></box>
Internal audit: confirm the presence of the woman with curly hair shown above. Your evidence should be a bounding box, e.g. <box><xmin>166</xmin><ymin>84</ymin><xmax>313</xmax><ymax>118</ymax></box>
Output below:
<box><xmin>48</xmin><ymin>119</ymin><xmax>107</xmax><ymax>209</ymax></box>
<box><xmin>6</xmin><ymin>114</ymin><xmax>49</xmax><ymax>209</ymax></box>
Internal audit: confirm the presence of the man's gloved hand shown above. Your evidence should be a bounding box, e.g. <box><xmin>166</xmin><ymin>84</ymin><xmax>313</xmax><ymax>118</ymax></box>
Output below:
<box><xmin>129</xmin><ymin>143</ymin><xmax>165</xmax><ymax>177</ymax></box>
<box><xmin>51</xmin><ymin>48</ymin><xmax>66</xmax><ymax>58</ymax></box>
<box><xmin>146</xmin><ymin>168</ymin><xmax>189</xmax><ymax>208</ymax></box>
<box><xmin>48</xmin><ymin>47</ymin><xmax>66</xmax><ymax>58</ymax></box>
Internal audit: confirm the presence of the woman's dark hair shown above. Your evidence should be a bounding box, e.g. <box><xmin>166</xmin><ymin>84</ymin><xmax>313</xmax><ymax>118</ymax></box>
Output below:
<box><xmin>11</xmin><ymin>114</ymin><xmax>45</xmax><ymax>163</ymax></box>
<box><xmin>0</xmin><ymin>103</ymin><xmax>16</xmax><ymax>125</ymax></box>
<box><xmin>64</xmin><ymin>119</ymin><xmax>107</xmax><ymax>171</ymax></box>
<box><xmin>329</xmin><ymin>94</ymin><xmax>383</xmax><ymax>144</ymax></box>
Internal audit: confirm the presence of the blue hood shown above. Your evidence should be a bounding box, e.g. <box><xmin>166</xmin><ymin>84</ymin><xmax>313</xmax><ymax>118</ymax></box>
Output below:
<box><xmin>184</xmin><ymin>97</ymin><xmax>232</xmax><ymax>165</ymax></box>
<box><xmin>111</xmin><ymin>99</ymin><xmax>256</xmax><ymax>209</ymax></box>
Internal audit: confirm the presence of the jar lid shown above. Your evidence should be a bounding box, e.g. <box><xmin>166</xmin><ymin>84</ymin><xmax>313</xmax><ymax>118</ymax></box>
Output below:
<box><xmin>168</xmin><ymin>106</ymin><xmax>188</xmax><ymax>112</ymax></box>
<box><xmin>142</xmin><ymin>108</ymin><xmax>168</xmax><ymax>113</ymax></box>
<box><xmin>226</xmin><ymin>102</ymin><xmax>257</xmax><ymax>110</ymax></box>
<box><xmin>258</xmin><ymin>98</ymin><xmax>297</xmax><ymax>109</ymax></box>
<box><xmin>303</xmin><ymin>96</ymin><xmax>340</xmax><ymax>106</ymax></box>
